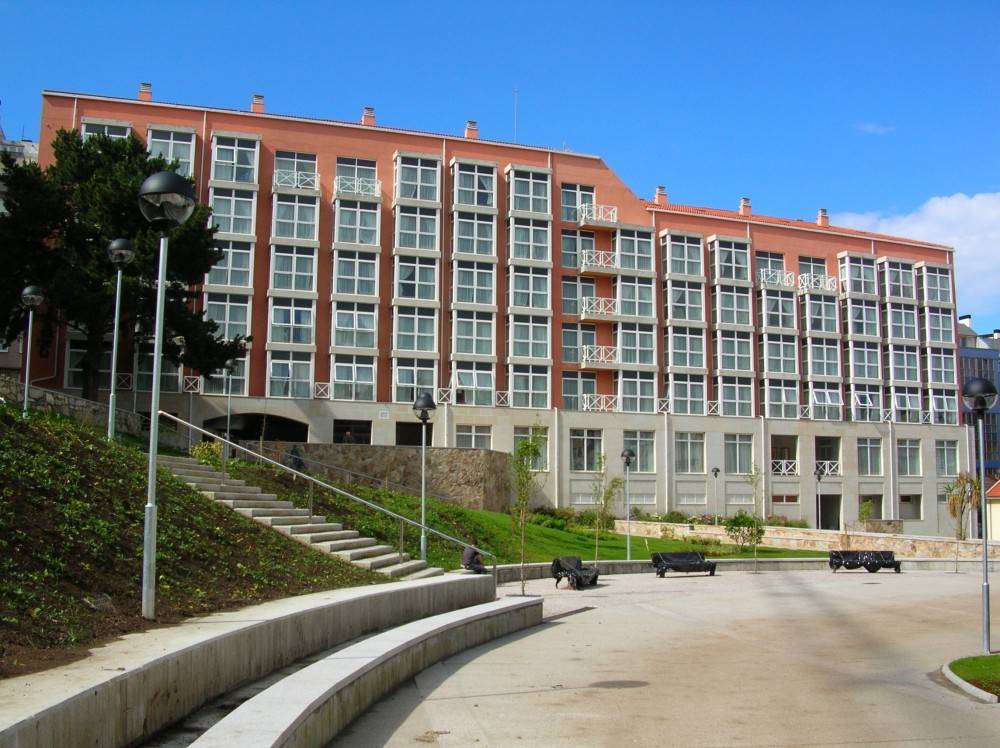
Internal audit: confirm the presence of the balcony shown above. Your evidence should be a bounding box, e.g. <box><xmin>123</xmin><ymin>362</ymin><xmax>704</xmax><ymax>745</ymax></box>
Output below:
<box><xmin>757</xmin><ymin>269</ymin><xmax>796</xmax><ymax>288</ymax></box>
<box><xmin>334</xmin><ymin>175</ymin><xmax>381</xmax><ymax>198</ymax></box>
<box><xmin>797</xmin><ymin>273</ymin><xmax>838</xmax><ymax>293</ymax></box>
<box><xmin>580</xmin><ymin>345</ymin><xmax>619</xmax><ymax>368</ymax></box>
<box><xmin>815</xmin><ymin>460</ymin><xmax>842</xmax><ymax>477</ymax></box>
<box><xmin>578</xmin><ymin>203</ymin><xmax>618</xmax><ymax>228</ymax></box>
<box><xmin>580</xmin><ymin>296</ymin><xmax>619</xmax><ymax>319</ymax></box>
<box><xmin>274</xmin><ymin>169</ymin><xmax>320</xmax><ymax>190</ymax></box>
<box><xmin>581</xmin><ymin>393</ymin><xmax>619</xmax><ymax>412</ymax></box>
<box><xmin>771</xmin><ymin>459</ymin><xmax>798</xmax><ymax>476</ymax></box>
<box><xmin>580</xmin><ymin>249</ymin><xmax>620</xmax><ymax>275</ymax></box>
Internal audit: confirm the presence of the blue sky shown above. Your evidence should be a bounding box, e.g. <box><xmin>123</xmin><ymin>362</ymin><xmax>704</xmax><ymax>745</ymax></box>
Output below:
<box><xmin>2</xmin><ymin>0</ymin><xmax>998</xmax><ymax>332</ymax></box>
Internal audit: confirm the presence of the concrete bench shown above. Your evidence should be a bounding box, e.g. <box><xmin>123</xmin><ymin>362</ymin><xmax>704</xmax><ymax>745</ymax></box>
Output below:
<box><xmin>651</xmin><ymin>551</ymin><xmax>717</xmax><ymax>577</ymax></box>
<box><xmin>189</xmin><ymin>596</ymin><xmax>542</xmax><ymax>747</ymax></box>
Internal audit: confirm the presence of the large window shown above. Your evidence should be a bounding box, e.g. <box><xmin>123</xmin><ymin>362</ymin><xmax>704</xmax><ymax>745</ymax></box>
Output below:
<box><xmin>510</xmin><ymin>266</ymin><xmax>549</xmax><ymax>309</ymax></box>
<box><xmin>762</xmin><ymin>290</ymin><xmax>795</xmax><ymax>329</ymax></box>
<box><xmin>720</xmin><ymin>376</ymin><xmax>753</xmax><ymax>417</ymax></box>
<box><xmin>889</xmin><ymin>346</ymin><xmax>920</xmax><ymax>382</ymax></box>
<box><xmin>810</xmin><ymin>383</ymin><xmax>843</xmax><ymax>420</ymax></box>
<box><xmin>394</xmin><ymin>358</ymin><xmax>435</xmax><ymax>403</ymax></box>
<box><xmin>671</xmin><ymin>327</ymin><xmax>704</xmax><ymax>368</ymax></box>
<box><xmin>618</xmin><ymin>277</ymin><xmax>654</xmax><ymax>318</ymax></box>
<box><xmin>724</xmin><ymin>434</ymin><xmax>753</xmax><ymax>474</ymax></box>
<box><xmin>336</xmin><ymin>200</ymin><xmax>379</xmax><ymax>245</ymax></box>
<box><xmin>562</xmin><ymin>371</ymin><xmax>595</xmax><ymax>410</ymax></box>
<box><xmin>624</xmin><ymin>430</ymin><xmax>655</xmax><ymax>473</ymax></box>
<box><xmin>923</xmin><ymin>267</ymin><xmax>952</xmax><ymax>303</ymax></box>
<box><xmin>561</xmin><ymin>184</ymin><xmax>594</xmax><ymax>222</ymax></box>
<box><xmin>273</xmin><ymin>195</ymin><xmax>317</xmax><ymax>240</ymax></box>
<box><xmin>134</xmin><ymin>347</ymin><xmax>180</xmax><ymax>393</ymax></box>
<box><xmin>808</xmin><ymin>338</ymin><xmax>840</xmax><ymax>377</ymax></box>
<box><xmin>205</xmin><ymin>293</ymin><xmax>249</xmax><ymax>339</ymax></box>
<box><xmin>454</xmin><ymin>311</ymin><xmax>494</xmax><ymax>355</ymax></box>
<box><xmin>850</xmin><ymin>342</ymin><xmax>881</xmax><ymax>379</ymax></box>
<box><xmin>764</xmin><ymin>381</ymin><xmax>799</xmax><ymax>418</ymax></box>
<box><xmin>562</xmin><ymin>323</ymin><xmax>596</xmax><ymax>364</ymax></box>
<box><xmin>212</xmin><ymin>136</ymin><xmax>257</xmax><ymax>183</ymax></box>
<box><xmin>511</xmin><ymin>218</ymin><xmax>549</xmax><ymax>261</ymax></box>
<box><xmin>455</xmin><ymin>163</ymin><xmax>494</xmax><ymax>207</ymax></box>
<box><xmin>842</xmin><ymin>256</ymin><xmax>876</xmax><ymax>294</ymax></box>
<box><xmin>617</xmin><ymin>229</ymin><xmax>654</xmax><ymax>271</ymax></box>
<box><xmin>274</xmin><ymin>150</ymin><xmax>318</xmax><ymax>189</ymax></box>
<box><xmin>718</xmin><ymin>330</ymin><xmax>753</xmax><ymax>371</ymax></box>
<box><xmin>268</xmin><ymin>351</ymin><xmax>311</xmax><ymax>398</ymax></box>
<box><xmin>511</xmin><ymin>315</ymin><xmax>549</xmax><ymax>358</ymax></box>
<box><xmin>618</xmin><ymin>323</ymin><xmax>655</xmax><ymax>365</ymax></box>
<box><xmin>334</xmin><ymin>303</ymin><xmax>376</xmax><ymax>348</ymax></box>
<box><xmin>561</xmin><ymin>230</ymin><xmax>594</xmax><ymax>268</ymax></box>
<box><xmin>453</xmin><ymin>362</ymin><xmax>494</xmax><ymax>406</ymax></box>
<box><xmin>148</xmin><ymin>129</ymin><xmax>193</xmax><ymax>177</ymax></box>
<box><xmin>898</xmin><ymin>439</ymin><xmax>921</xmax><ymax>476</ymax></box>
<box><xmin>271</xmin><ymin>246</ymin><xmax>315</xmax><ymax>292</ymax></box>
<box><xmin>334</xmin><ymin>251</ymin><xmax>377</xmax><ymax>296</ymax></box>
<box><xmin>455</xmin><ymin>262</ymin><xmax>494</xmax><ymax>305</ymax></box>
<box><xmin>397</xmin><ymin>156</ymin><xmax>439</xmax><ymax>201</ymax></box>
<box><xmin>82</xmin><ymin>121</ymin><xmax>129</xmax><ymax>140</ymax></box>
<box><xmin>455</xmin><ymin>212</ymin><xmax>494</xmax><ymax>255</ymax></box>
<box><xmin>397</xmin><ymin>207</ymin><xmax>438</xmax><ymax>250</ymax></box>
<box><xmin>671</xmin><ymin>374</ymin><xmax>705</xmax><ymax>415</ymax></box>
<box><xmin>511</xmin><ymin>170</ymin><xmax>549</xmax><ymax>213</ymax></box>
<box><xmin>511</xmin><ymin>364</ymin><xmax>548</xmax><ymax>408</ymax></box>
<box><xmin>926</xmin><ymin>309</ymin><xmax>954</xmax><ymax>344</ymax></box>
<box><xmin>666</xmin><ymin>234</ymin><xmax>702</xmax><ymax>275</ymax></box>
<box><xmin>396</xmin><ymin>256</ymin><xmax>437</xmax><ymax>300</ymax></box>
<box><xmin>395</xmin><ymin>307</ymin><xmax>436</xmax><ymax>351</ymax></box>
<box><xmin>888</xmin><ymin>306</ymin><xmax>918</xmax><ymax>340</ymax></box>
<box><xmin>847</xmin><ymin>299</ymin><xmax>879</xmax><ymax>336</ymax></box>
<box><xmin>561</xmin><ymin>276</ymin><xmax>595</xmax><ymax>315</ymax></box>
<box><xmin>669</xmin><ymin>281</ymin><xmax>703</xmax><ymax>321</ymax></box>
<box><xmin>618</xmin><ymin>371</ymin><xmax>656</xmax><ymax>412</ymax></box>
<box><xmin>207</xmin><ymin>240</ymin><xmax>252</xmax><ymax>286</ymax></box>
<box><xmin>935</xmin><ymin>440</ymin><xmax>958</xmax><ymax>477</ymax></box>
<box><xmin>884</xmin><ymin>261</ymin><xmax>915</xmax><ymax>299</ymax></box>
<box><xmin>764</xmin><ymin>335</ymin><xmax>797</xmax><ymax>374</ymax></box>
<box><xmin>717</xmin><ymin>286</ymin><xmax>751</xmax><ymax>325</ymax></box>
<box><xmin>570</xmin><ymin>429</ymin><xmax>602</xmax><ymax>472</ymax></box>
<box><xmin>514</xmin><ymin>426</ymin><xmax>549</xmax><ymax>470</ymax></box>
<box><xmin>211</xmin><ymin>189</ymin><xmax>255</xmax><ymax>235</ymax></box>
<box><xmin>858</xmin><ymin>438</ymin><xmax>882</xmax><ymax>476</ymax></box>
<box><xmin>332</xmin><ymin>355</ymin><xmax>375</xmax><ymax>401</ymax></box>
<box><xmin>336</xmin><ymin>157</ymin><xmax>378</xmax><ymax>195</ymax></box>
<box><xmin>714</xmin><ymin>240</ymin><xmax>749</xmax><ymax>281</ymax></box>
<box><xmin>270</xmin><ymin>298</ymin><xmax>313</xmax><ymax>344</ymax></box>
<box><xmin>807</xmin><ymin>297</ymin><xmax>838</xmax><ymax>332</ymax></box>
<box><xmin>456</xmin><ymin>424</ymin><xmax>492</xmax><ymax>449</ymax></box>
<box><xmin>674</xmin><ymin>432</ymin><xmax>704</xmax><ymax>474</ymax></box>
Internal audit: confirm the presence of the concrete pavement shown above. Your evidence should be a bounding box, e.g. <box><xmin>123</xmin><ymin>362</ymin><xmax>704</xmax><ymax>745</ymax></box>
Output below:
<box><xmin>330</xmin><ymin>570</ymin><xmax>1000</xmax><ymax>747</ymax></box>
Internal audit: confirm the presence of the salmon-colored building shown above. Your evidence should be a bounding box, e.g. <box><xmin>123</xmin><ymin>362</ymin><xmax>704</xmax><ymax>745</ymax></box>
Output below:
<box><xmin>26</xmin><ymin>85</ymin><xmax>969</xmax><ymax>535</ymax></box>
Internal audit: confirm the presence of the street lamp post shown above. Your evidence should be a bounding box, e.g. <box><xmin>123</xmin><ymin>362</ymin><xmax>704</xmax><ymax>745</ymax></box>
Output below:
<box><xmin>412</xmin><ymin>392</ymin><xmax>437</xmax><ymax>561</ymax></box>
<box><xmin>20</xmin><ymin>286</ymin><xmax>44</xmax><ymax>420</ymax></box>
<box><xmin>107</xmin><ymin>239</ymin><xmax>135</xmax><ymax>439</ymax></box>
<box><xmin>221</xmin><ymin>358</ymin><xmax>237</xmax><ymax>484</ymax></box>
<box><xmin>137</xmin><ymin>171</ymin><xmax>196</xmax><ymax>620</ymax></box>
<box><xmin>814</xmin><ymin>465</ymin><xmax>824</xmax><ymax>531</ymax></box>
<box><xmin>712</xmin><ymin>466</ymin><xmax>720</xmax><ymax>524</ymax></box>
<box><xmin>622</xmin><ymin>448</ymin><xmax>635</xmax><ymax>560</ymax></box>
<box><xmin>963</xmin><ymin>377</ymin><xmax>999</xmax><ymax>655</ymax></box>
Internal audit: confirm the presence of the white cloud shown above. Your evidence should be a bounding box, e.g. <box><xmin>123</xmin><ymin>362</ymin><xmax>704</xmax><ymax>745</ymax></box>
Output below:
<box><xmin>832</xmin><ymin>193</ymin><xmax>1000</xmax><ymax>332</ymax></box>
<box><xmin>854</xmin><ymin>122</ymin><xmax>896</xmax><ymax>135</ymax></box>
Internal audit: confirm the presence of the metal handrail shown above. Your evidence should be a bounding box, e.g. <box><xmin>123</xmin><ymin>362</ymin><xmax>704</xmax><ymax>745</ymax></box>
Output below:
<box><xmin>156</xmin><ymin>411</ymin><xmax>498</xmax><ymax>579</ymax></box>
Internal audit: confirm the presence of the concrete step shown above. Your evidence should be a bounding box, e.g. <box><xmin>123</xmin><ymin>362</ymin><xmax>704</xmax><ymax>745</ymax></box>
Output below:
<box><xmin>325</xmin><ymin>537</ymin><xmax>377</xmax><ymax>553</ymax></box>
<box><xmin>354</xmin><ymin>552</ymin><xmax>412</xmax><ymax>571</ymax></box>
<box><xmin>334</xmin><ymin>544</ymin><xmax>395</xmax><ymax>562</ymax></box>
<box><xmin>185</xmin><ymin>479</ymin><xmax>255</xmax><ymax>491</ymax></box>
<box><xmin>217</xmin><ymin>499</ymin><xmax>294</xmax><ymax>510</ymax></box>
<box><xmin>278</xmin><ymin>522</ymin><xmax>345</xmax><ymax>536</ymax></box>
<box><xmin>204</xmin><ymin>491</ymin><xmax>279</xmax><ymax>502</ymax></box>
<box><xmin>375</xmin><ymin>559</ymin><xmax>433</xmax><ymax>577</ymax></box>
<box><xmin>295</xmin><ymin>528</ymin><xmax>353</xmax><ymax>543</ymax></box>
<box><xmin>235</xmin><ymin>507</ymin><xmax>309</xmax><ymax>519</ymax></box>
<box><xmin>256</xmin><ymin>514</ymin><xmax>325</xmax><ymax>527</ymax></box>
<box><xmin>402</xmin><ymin>566</ymin><xmax>446</xmax><ymax>580</ymax></box>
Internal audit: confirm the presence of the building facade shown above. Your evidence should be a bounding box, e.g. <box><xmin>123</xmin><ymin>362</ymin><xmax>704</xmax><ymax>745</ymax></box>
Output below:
<box><xmin>958</xmin><ymin>315</ymin><xmax>1000</xmax><ymax>475</ymax></box>
<box><xmin>26</xmin><ymin>85</ymin><xmax>969</xmax><ymax>535</ymax></box>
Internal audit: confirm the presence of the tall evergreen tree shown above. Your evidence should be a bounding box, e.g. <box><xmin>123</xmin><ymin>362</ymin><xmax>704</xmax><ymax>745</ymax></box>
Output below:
<box><xmin>0</xmin><ymin>129</ymin><xmax>247</xmax><ymax>401</ymax></box>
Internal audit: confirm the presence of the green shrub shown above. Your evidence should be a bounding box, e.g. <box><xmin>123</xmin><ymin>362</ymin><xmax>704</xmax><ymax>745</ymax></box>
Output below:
<box><xmin>763</xmin><ymin>515</ymin><xmax>809</xmax><ymax>529</ymax></box>
<box><xmin>191</xmin><ymin>441</ymin><xmax>221</xmax><ymax>466</ymax></box>
<box><xmin>724</xmin><ymin>510</ymin><xmax>765</xmax><ymax>550</ymax></box>
<box><xmin>662</xmin><ymin>510</ymin><xmax>692</xmax><ymax>524</ymax></box>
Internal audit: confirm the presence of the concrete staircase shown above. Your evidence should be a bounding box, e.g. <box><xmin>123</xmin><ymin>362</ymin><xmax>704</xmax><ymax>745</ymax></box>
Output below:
<box><xmin>157</xmin><ymin>454</ymin><xmax>444</xmax><ymax>580</ymax></box>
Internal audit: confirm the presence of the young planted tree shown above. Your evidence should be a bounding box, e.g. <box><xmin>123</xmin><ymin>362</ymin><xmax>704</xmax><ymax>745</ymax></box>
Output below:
<box><xmin>590</xmin><ymin>454</ymin><xmax>624</xmax><ymax>563</ymax></box>
<box><xmin>511</xmin><ymin>430</ymin><xmax>544</xmax><ymax>595</ymax></box>
<box><xmin>724</xmin><ymin>510</ymin><xmax>765</xmax><ymax>552</ymax></box>
<box><xmin>946</xmin><ymin>472</ymin><xmax>981</xmax><ymax>572</ymax></box>
<box><xmin>0</xmin><ymin>130</ymin><xmax>247</xmax><ymax>402</ymax></box>
<box><xmin>743</xmin><ymin>461</ymin><xmax>765</xmax><ymax>571</ymax></box>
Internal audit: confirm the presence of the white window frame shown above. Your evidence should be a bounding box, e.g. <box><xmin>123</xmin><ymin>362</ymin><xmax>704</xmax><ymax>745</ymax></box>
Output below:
<box><xmin>148</xmin><ymin>129</ymin><xmax>194</xmax><ymax>177</ymax></box>
<box><xmin>268</xmin><ymin>351</ymin><xmax>312</xmax><ymax>398</ymax></box>
<box><xmin>334</xmin><ymin>251</ymin><xmax>378</xmax><ymax>296</ymax></box>
<box><xmin>396</xmin><ymin>256</ymin><xmax>437</xmax><ymax>301</ymax></box>
<box><xmin>397</xmin><ymin>206</ymin><xmax>438</xmax><ymax>250</ymax></box>
<box><xmin>511</xmin><ymin>170</ymin><xmax>549</xmax><ymax>214</ymax></box>
<box><xmin>333</xmin><ymin>355</ymin><xmax>375</xmax><ymax>401</ymax></box>
<box><xmin>207</xmin><ymin>240</ymin><xmax>252</xmax><ymax>287</ymax></box>
<box><xmin>394</xmin><ymin>358</ymin><xmax>435</xmax><ymax>403</ymax></box>
<box><xmin>455</xmin><ymin>261</ymin><xmax>495</xmax><ymax>305</ymax></box>
<box><xmin>395</xmin><ymin>307</ymin><xmax>436</xmax><ymax>351</ymax></box>
<box><xmin>511</xmin><ymin>364</ymin><xmax>549</xmax><ymax>408</ymax></box>
<box><xmin>211</xmin><ymin>188</ymin><xmax>255</xmax><ymax>235</ymax></box>
<box><xmin>271</xmin><ymin>245</ymin><xmax>315</xmax><ymax>292</ymax></box>
<box><xmin>674</xmin><ymin>432</ymin><xmax>705</xmax><ymax>474</ymax></box>
<box><xmin>334</xmin><ymin>302</ymin><xmax>376</xmax><ymax>348</ymax></box>
<box><xmin>510</xmin><ymin>315</ymin><xmax>549</xmax><ymax>359</ymax></box>
<box><xmin>397</xmin><ymin>156</ymin><xmax>439</xmax><ymax>202</ymax></box>
<box><xmin>455</xmin><ymin>163</ymin><xmax>495</xmax><ymax>208</ymax></box>
<box><xmin>667</xmin><ymin>234</ymin><xmax>702</xmax><ymax>275</ymax></box>
<box><xmin>456</xmin><ymin>424</ymin><xmax>492</xmax><ymax>449</ymax></box>
<box><xmin>205</xmin><ymin>293</ymin><xmax>250</xmax><ymax>340</ymax></box>
<box><xmin>510</xmin><ymin>266</ymin><xmax>549</xmax><ymax>309</ymax></box>
<box><xmin>335</xmin><ymin>200</ymin><xmax>379</xmax><ymax>246</ymax></box>
<box><xmin>455</xmin><ymin>212</ymin><xmax>495</xmax><ymax>256</ymax></box>
<box><xmin>270</xmin><ymin>298</ymin><xmax>314</xmax><ymax>345</ymax></box>
<box><xmin>212</xmin><ymin>136</ymin><xmax>258</xmax><ymax>183</ymax></box>
<box><xmin>454</xmin><ymin>311</ymin><xmax>494</xmax><ymax>355</ymax></box>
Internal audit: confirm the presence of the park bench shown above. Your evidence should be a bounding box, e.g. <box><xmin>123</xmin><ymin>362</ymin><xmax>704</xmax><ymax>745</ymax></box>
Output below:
<box><xmin>828</xmin><ymin>550</ymin><xmax>902</xmax><ymax>573</ymax></box>
<box><xmin>551</xmin><ymin>556</ymin><xmax>600</xmax><ymax>589</ymax></box>
<box><xmin>651</xmin><ymin>551</ymin><xmax>717</xmax><ymax>577</ymax></box>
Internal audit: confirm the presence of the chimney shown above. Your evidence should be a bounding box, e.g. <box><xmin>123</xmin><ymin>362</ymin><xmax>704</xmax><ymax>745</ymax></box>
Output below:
<box><xmin>654</xmin><ymin>186</ymin><xmax>668</xmax><ymax>206</ymax></box>
<box><xmin>739</xmin><ymin>197</ymin><xmax>752</xmax><ymax>216</ymax></box>
<box><xmin>464</xmin><ymin>120</ymin><xmax>479</xmax><ymax>139</ymax></box>
<box><xmin>251</xmin><ymin>94</ymin><xmax>265</xmax><ymax>113</ymax></box>
<box><xmin>362</xmin><ymin>107</ymin><xmax>376</xmax><ymax>126</ymax></box>
<box><xmin>959</xmin><ymin>314</ymin><xmax>972</xmax><ymax>327</ymax></box>
<box><xmin>817</xmin><ymin>208</ymin><xmax>829</xmax><ymax>227</ymax></box>
<box><xmin>994</xmin><ymin>329</ymin><xmax>1000</xmax><ymax>340</ymax></box>
<box><xmin>138</xmin><ymin>82</ymin><xmax>152</xmax><ymax>102</ymax></box>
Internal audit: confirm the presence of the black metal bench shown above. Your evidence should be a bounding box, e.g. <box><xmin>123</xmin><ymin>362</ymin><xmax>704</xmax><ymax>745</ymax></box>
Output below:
<box><xmin>651</xmin><ymin>551</ymin><xmax>717</xmax><ymax>577</ymax></box>
<box><xmin>828</xmin><ymin>550</ymin><xmax>902</xmax><ymax>573</ymax></box>
<box><xmin>551</xmin><ymin>556</ymin><xmax>600</xmax><ymax>590</ymax></box>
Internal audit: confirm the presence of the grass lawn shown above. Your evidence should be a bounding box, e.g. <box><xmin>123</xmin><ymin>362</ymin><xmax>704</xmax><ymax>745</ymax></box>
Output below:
<box><xmin>949</xmin><ymin>655</ymin><xmax>1000</xmax><ymax>698</ymax></box>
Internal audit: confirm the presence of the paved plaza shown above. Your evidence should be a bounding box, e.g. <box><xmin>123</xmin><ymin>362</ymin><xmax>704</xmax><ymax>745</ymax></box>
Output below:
<box><xmin>330</xmin><ymin>569</ymin><xmax>1000</xmax><ymax>747</ymax></box>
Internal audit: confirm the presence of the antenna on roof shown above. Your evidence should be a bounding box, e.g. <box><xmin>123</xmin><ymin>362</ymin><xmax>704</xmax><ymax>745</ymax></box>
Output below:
<box><xmin>514</xmin><ymin>86</ymin><xmax>518</xmax><ymax>144</ymax></box>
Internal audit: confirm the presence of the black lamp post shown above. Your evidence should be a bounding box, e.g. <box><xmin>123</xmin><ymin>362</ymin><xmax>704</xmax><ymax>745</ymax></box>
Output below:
<box><xmin>137</xmin><ymin>171</ymin><xmax>196</xmax><ymax>620</ymax></box>
<box><xmin>622</xmin><ymin>448</ymin><xmax>635</xmax><ymax>560</ymax></box>
<box><xmin>413</xmin><ymin>392</ymin><xmax>437</xmax><ymax>561</ymax></box>
<box><xmin>20</xmin><ymin>286</ymin><xmax>44</xmax><ymax>420</ymax></box>
<box><xmin>107</xmin><ymin>238</ymin><xmax>135</xmax><ymax>439</ymax></box>
<box><xmin>814</xmin><ymin>465</ymin><xmax>824</xmax><ymax>531</ymax></box>
<box><xmin>963</xmin><ymin>377</ymin><xmax>999</xmax><ymax>654</ymax></box>
<box><xmin>712</xmin><ymin>466</ymin><xmax>720</xmax><ymax>523</ymax></box>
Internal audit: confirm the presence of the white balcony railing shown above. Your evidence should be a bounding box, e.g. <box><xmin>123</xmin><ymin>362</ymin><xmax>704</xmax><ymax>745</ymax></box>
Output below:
<box><xmin>183</xmin><ymin>375</ymin><xmax>201</xmax><ymax>394</ymax></box>
<box><xmin>657</xmin><ymin>398</ymin><xmax>671</xmax><ymax>414</ymax></box>
<box><xmin>815</xmin><ymin>460</ymin><xmax>842</xmax><ymax>477</ymax></box>
<box><xmin>313</xmin><ymin>382</ymin><xmax>331</xmax><ymax>399</ymax></box>
<box><xmin>580</xmin><ymin>249</ymin><xmax>618</xmax><ymax>271</ymax></box>
<box><xmin>578</xmin><ymin>203</ymin><xmax>619</xmax><ymax>224</ymax></box>
<box><xmin>334</xmin><ymin>175</ymin><xmax>381</xmax><ymax>197</ymax></box>
<box><xmin>757</xmin><ymin>269</ymin><xmax>796</xmax><ymax>288</ymax></box>
<box><xmin>581</xmin><ymin>345</ymin><xmax>619</xmax><ymax>365</ymax></box>
<box><xmin>581</xmin><ymin>393</ymin><xmax>619</xmax><ymax>412</ymax></box>
<box><xmin>581</xmin><ymin>296</ymin><xmax>619</xmax><ymax>316</ymax></box>
<box><xmin>495</xmin><ymin>391</ymin><xmax>511</xmax><ymax>407</ymax></box>
<box><xmin>274</xmin><ymin>169</ymin><xmax>320</xmax><ymax>190</ymax></box>
<box><xmin>798</xmin><ymin>273</ymin><xmax>838</xmax><ymax>292</ymax></box>
<box><xmin>771</xmin><ymin>459</ymin><xmax>798</xmax><ymax>476</ymax></box>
